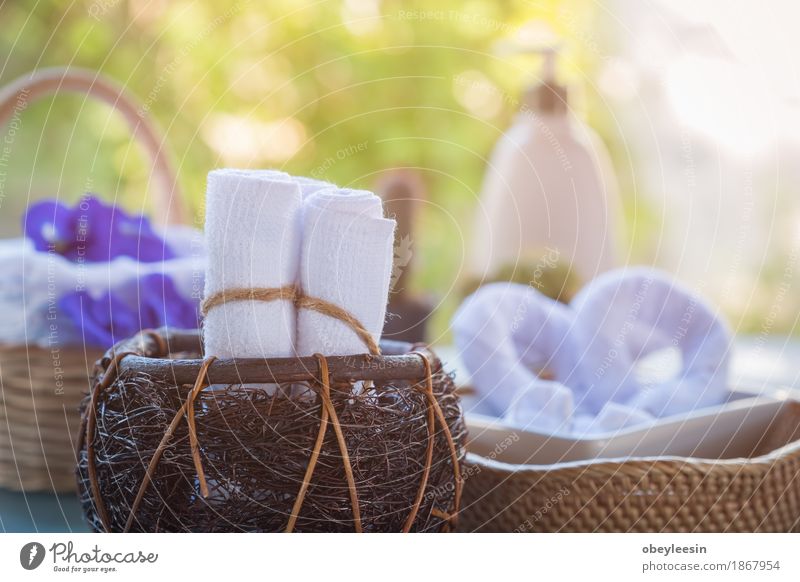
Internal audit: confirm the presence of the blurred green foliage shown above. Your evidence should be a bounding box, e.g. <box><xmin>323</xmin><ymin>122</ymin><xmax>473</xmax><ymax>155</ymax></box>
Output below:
<box><xmin>0</xmin><ymin>0</ymin><xmax>643</xmax><ymax>338</ymax></box>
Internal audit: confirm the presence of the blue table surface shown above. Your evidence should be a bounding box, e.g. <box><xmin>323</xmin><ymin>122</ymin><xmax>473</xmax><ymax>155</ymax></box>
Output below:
<box><xmin>2</xmin><ymin>336</ymin><xmax>799</xmax><ymax>533</ymax></box>
<box><xmin>0</xmin><ymin>487</ymin><xmax>89</xmax><ymax>533</ymax></box>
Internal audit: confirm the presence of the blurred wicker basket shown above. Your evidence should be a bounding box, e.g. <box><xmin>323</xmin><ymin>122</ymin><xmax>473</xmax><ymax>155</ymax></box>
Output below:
<box><xmin>457</xmin><ymin>401</ymin><xmax>800</xmax><ymax>532</ymax></box>
<box><xmin>0</xmin><ymin>67</ymin><xmax>184</xmax><ymax>492</ymax></box>
<box><xmin>0</xmin><ymin>345</ymin><xmax>99</xmax><ymax>491</ymax></box>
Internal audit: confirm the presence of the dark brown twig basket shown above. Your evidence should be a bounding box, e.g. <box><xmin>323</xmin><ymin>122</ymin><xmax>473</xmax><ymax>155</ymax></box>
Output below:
<box><xmin>76</xmin><ymin>328</ymin><xmax>466</xmax><ymax>532</ymax></box>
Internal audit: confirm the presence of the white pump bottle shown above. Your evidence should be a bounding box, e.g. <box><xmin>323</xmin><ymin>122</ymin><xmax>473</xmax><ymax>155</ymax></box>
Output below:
<box><xmin>470</xmin><ymin>48</ymin><xmax>621</xmax><ymax>283</ymax></box>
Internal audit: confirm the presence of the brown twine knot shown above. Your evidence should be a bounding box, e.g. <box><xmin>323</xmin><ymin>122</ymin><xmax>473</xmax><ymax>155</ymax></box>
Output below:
<box><xmin>200</xmin><ymin>286</ymin><xmax>381</xmax><ymax>356</ymax></box>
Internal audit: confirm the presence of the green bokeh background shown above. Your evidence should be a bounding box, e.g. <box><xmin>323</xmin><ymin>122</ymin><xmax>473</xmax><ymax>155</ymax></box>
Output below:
<box><xmin>3</xmin><ymin>0</ymin><xmax>779</xmax><ymax>338</ymax></box>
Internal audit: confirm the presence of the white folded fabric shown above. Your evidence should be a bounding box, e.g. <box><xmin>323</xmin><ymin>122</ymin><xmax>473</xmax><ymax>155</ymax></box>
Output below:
<box><xmin>217</xmin><ymin>171</ymin><xmax>332</xmax><ymax>199</ymax></box>
<box><xmin>0</xmin><ymin>235</ymin><xmax>204</xmax><ymax>347</ymax></box>
<box><xmin>0</xmin><ymin>239</ymin><xmax>73</xmax><ymax>345</ymax></box>
<box><xmin>201</xmin><ymin>170</ymin><xmax>395</xmax><ymax>360</ymax></box>
<box><xmin>571</xmin><ymin>267</ymin><xmax>731</xmax><ymax>418</ymax></box>
<box><xmin>296</xmin><ymin>188</ymin><xmax>396</xmax><ymax>356</ymax></box>
<box><xmin>572</xmin><ymin>403</ymin><xmax>654</xmax><ymax>436</ymax></box>
<box><xmin>294</xmin><ymin>176</ymin><xmax>335</xmax><ymax>198</ymax></box>
<box><xmin>452</xmin><ymin>283</ymin><xmax>583</xmax><ymax>425</ymax></box>
<box><xmin>504</xmin><ymin>379</ymin><xmax>575</xmax><ymax>435</ymax></box>
<box><xmin>452</xmin><ymin>268</ymin><xmax>730</xmax><ymax>437</ymax></box>
<box><xmin>203</xmin><ymin>169</ymin><xmax>302</xmax><ymax>358</ymax></box>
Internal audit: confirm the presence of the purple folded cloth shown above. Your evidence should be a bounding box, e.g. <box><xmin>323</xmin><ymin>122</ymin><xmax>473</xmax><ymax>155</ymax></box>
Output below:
<box><xmin>59</xmin><ymin>273</ymin><xmax>199</xmax><ymax>348</ymax></box>
<box><xmin>23</xmin><ymin>194</ymin><xmax>174</xmax><ymax>263</ymax></box>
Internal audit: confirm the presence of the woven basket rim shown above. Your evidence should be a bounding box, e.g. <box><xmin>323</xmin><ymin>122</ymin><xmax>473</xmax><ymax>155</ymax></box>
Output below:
<box><xmin>109</xmin><ymin>328</ymin><xmax>437</xmax><ymax>385</ymax></box>
<box><xmin>465</xmin><ymin>401</ymin><xmax>800</xmax><ymax>476</ymax></box>
<box><xmin>0</xmin><ymin>342</ymin><xmax>100</xmax><ymax>354</ymax></box>
<box><xmin>467</xmin><ymin>440</ymin><xmax>800</xmax><ymax>474</ymax></box>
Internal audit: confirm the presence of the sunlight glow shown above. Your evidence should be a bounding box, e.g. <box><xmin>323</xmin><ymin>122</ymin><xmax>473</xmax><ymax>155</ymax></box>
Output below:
<box><xmin>666</xmin><ymin>56</ymin><xmax>774</xmax><ymax>157</ymax></box>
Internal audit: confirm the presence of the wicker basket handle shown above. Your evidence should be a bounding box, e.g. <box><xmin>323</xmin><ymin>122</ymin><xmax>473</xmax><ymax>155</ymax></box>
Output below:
<box><xmin>0</xmin><ymin>67</ymin><xmax>185</xmax><ymax>225</ymax></box>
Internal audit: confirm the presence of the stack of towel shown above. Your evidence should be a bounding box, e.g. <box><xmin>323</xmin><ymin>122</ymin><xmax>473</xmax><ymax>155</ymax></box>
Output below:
<box><xmin>0</xmin><ymin>225</ymin><xmax>203</xmax><ymax>347</ymax></box>
<box><xmin>452</xmin><ymin>268</ymin><xmax>731</xmax><ymax>436</ymax></box>
<box><xmin>202</xmin><ymin>169</ymin><xmax>396</xmax><ymax>359</ymax></box>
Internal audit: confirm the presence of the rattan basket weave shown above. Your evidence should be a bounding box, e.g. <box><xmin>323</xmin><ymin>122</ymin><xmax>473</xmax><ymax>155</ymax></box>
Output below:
<box><xmin>0</xmin><ymin>345</ymin><xmax>100</xmax><ymax>491</ymax></box>
<box><xmin>0</xmin><ymin>67</ymin><xmax>184</xmax><ymax>492</ymax></box>
<box><xmin>457</xmin><ymin>401</ymin><xmax>800</xmax><ymax>532</ymax></box>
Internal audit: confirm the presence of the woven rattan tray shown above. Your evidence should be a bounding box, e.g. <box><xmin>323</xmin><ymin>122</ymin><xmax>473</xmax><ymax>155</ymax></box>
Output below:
<box><xmin>457</xmin><ymin>399</ymin><xmax>800</xmax><ymax>532</ymax></box>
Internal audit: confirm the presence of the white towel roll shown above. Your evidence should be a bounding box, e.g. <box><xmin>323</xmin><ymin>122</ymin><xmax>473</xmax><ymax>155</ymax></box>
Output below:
<box><xmin>203</xmin><ymin>169</ymin><xmax>302</xmax><ymax>358</ymax></box>
<box><xmin>294</xmin><ymin>176</ymin><xmax>335</xmax><ymax>198</ymax></box>
<box><xmin>452</xmin><ymin>282</ymin><xmax>585</xmax><ymax>425</ymax></box>
<box><xmin>219</xmin><ymin>171</ymin><xmax>331</xmax><ymax>199</ymax></box>
<box><xmin>452</xmin><ymin>269</ymin><xmax>730</xmax><ymax>436</ymax></box>
<box><xmin>296</xmin><ymin>189</ymin><xmax>396</xmax><ymax>356</ymax></box>
<box><xmin>571</xmin><ymin>267</ymin><xmax>731</xmax><ymax>417</ymax></box>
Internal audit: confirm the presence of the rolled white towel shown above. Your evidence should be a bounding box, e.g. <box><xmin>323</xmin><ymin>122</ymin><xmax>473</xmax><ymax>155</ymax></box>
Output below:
<box><xmin>452</xmin><ymin>283</ymin><xmax>585</xmax><ymax>426</ymax></box>
<box><xmin>217</xmin><ymin>171</ymin><xmax>332</xmax><ymax>198</ymax></box>
<box><xmin>451</xmin><ymin>282</ymin><xmax>641</xmax><ymax>435</ymax></box>
<box><xmin>294</xmin><ymin>176</ymin><xmax>335</xmax><ymax>198</ymax></box>
<box><xmin>504</xmin><ymin>379</ymin><xmax>575</xmax><ymax>435</ymax></box>
<box><xmin>203</xmin><ymin>169</ymin><xmax>302</xmax><ymax>358</ymax></box>
<box><xmin>296</xmin><ymin>188</ymin><xmax>396</xmax><ymax>356</ymax></box>
<box><xmin>453</xmin><ymin>269</ymin><xmax>730</xmax><ymax>437</ymax></box>
<box><xmin>571</xmin><ymin>267</ymin><xmax>731</xmax><ymax>417</ymax></box>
